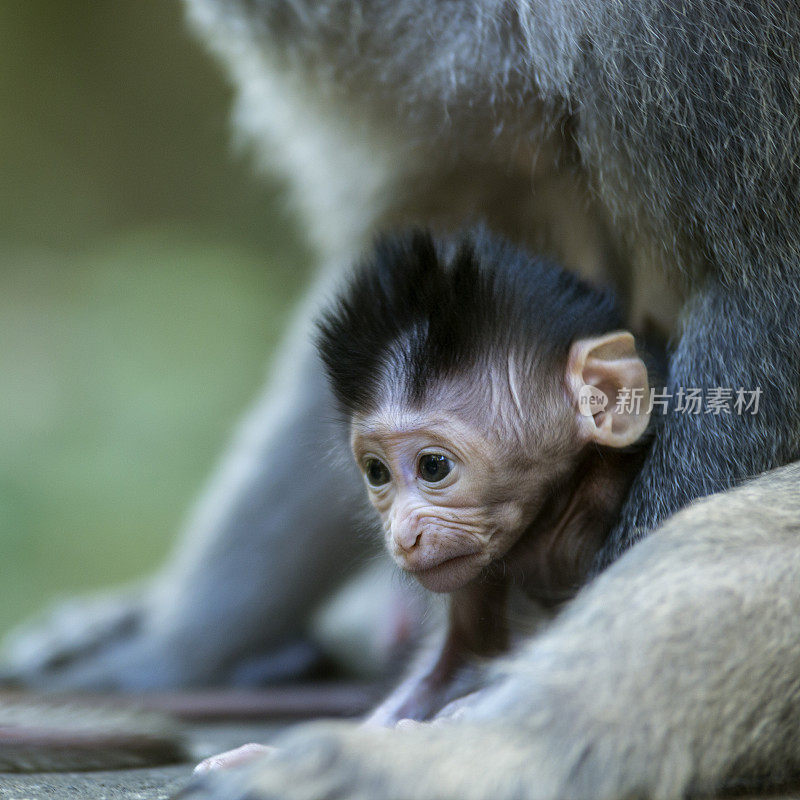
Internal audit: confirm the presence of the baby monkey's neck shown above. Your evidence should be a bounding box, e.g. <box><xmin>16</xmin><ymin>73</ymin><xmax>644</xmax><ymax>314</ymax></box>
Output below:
<box><xmin>491</xmin><ymin>445</ymin><xmax>650</xmax><ymax>607</ymax></box>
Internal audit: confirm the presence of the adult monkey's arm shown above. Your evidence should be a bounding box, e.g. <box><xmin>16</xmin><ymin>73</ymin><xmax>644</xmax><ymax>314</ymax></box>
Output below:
<box><xmin>572</xmin><ymin>0</ymin><xmax>800</xmax><ymax>561</ymax></box>
<box><xmin>597</xmin><ymin>275</ymin><xmax>800</xmax><ymax>565</ymax></box>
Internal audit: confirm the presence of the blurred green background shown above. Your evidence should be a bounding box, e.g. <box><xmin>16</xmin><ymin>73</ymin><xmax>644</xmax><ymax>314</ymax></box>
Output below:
<box><xmin>0</xmin><ymin>2</ymin><xmax>311</xmax><ymax>635</ymax></box>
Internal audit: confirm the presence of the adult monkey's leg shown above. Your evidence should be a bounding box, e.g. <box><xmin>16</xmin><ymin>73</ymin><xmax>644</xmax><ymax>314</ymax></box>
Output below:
<box><xmin>178</xmin><ymin>463</ymin><xmax>800</xmax><ymax>800</ymax></box>
<box><xmin>0</xmin><ymin>274</ymin><xmax>372</xmax><ymax>689</ymax></box>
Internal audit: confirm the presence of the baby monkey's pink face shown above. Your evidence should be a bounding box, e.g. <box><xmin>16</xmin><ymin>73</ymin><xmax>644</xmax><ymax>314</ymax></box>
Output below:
<box><xmin>350</xmin><ymin>407</ymin><xmax>549</xmax><ymax>593</ymax></box>
<box><xmin>349</xmin><ymin>331</ymin><xmax>652</xmax><ymax>594</ymax></box>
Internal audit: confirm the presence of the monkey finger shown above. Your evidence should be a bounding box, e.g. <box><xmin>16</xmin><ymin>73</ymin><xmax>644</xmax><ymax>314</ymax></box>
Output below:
<box><xmin>194</xmin><ymin>743</ymin><xmax>276</xmax><ymax>773</ymax></box>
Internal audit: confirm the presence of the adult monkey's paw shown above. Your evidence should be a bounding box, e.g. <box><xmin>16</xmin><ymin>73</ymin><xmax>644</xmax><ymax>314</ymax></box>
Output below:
<box><xmin>174</xmin><ymin>720</ymin><xmax>558</xmax><ymax>800</ymax></box>
<box><xmin>176</xmin><ymin>723</ymin><xmax>404</xmax><ymax>800</ymax></box>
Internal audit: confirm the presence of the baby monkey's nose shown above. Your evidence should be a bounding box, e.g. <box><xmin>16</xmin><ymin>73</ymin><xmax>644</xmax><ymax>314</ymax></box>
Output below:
<box><xmin>394</xmin><ymin>527</ymin><xmax>423</xmax><ymax>552</ymax></box>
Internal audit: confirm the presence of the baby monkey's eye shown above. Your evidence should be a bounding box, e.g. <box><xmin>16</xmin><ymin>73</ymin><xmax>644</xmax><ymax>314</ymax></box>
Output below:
<box><xmin>418</xmin><ymin>454</ymin><xmax>453</xmax><ymax>483</ymax></box>
<box><xmin>365</xmin><ymin>458</ymin><xmax>391</xmax><ymax>487</ymax></box>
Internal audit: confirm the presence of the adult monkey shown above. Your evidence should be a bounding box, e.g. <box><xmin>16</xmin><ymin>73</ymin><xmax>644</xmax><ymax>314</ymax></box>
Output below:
<box><xmin>2</xmin><ymin>0</ymin><xmax>800</xmax><ymax>772</ymax></box>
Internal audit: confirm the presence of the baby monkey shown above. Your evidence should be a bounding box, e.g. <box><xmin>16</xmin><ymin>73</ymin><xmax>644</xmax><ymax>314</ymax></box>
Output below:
<box><xmin>194</xmin><ymin>229</ymin><xmax>656</xmax><ymax>769</ymax></box>
<box><xmin>316</xmin><ymin>228</ymin><xmax>656</xmax><ymax>725</ymax></box>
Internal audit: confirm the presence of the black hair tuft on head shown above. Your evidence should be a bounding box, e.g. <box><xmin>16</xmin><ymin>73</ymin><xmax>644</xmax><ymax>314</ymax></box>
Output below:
<box><xmin>315</xmin><ymin>227</ymin><xmax>623</xmax><ymax>415</ymax></box>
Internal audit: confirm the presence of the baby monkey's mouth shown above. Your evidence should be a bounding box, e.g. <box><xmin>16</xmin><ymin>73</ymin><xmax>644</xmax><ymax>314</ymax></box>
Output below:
<box><xmin>403</xmin><ymin>550</ymin><xmax>484</xmax><ymax>593</ymax></box>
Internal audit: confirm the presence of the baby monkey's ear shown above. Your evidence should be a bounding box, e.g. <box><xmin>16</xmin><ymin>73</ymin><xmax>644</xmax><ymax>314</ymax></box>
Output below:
<box><xmin>567</xmin><ymin>331</ymin><xmax>651</xmax><ymax>448</ymax></box>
